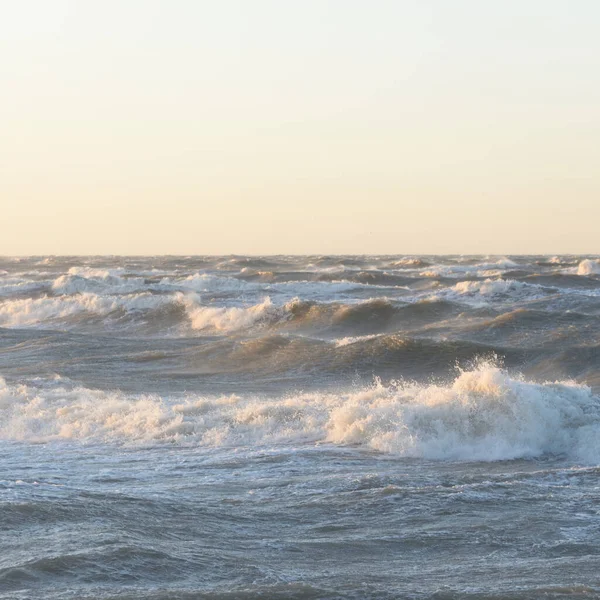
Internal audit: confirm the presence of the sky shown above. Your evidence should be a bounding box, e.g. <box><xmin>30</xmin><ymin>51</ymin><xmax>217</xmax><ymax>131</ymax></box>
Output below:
<box><xmin>1</xmin><ymin>0</ymin><xmax>599</xmax><ymax>255</ymax></box>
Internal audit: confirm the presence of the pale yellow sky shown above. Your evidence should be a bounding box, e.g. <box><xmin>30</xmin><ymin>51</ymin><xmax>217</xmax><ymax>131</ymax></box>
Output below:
<box><xmin>1</xmin><ymin>0</ymin><xmax>599</xmax><ymax>254</ymax></box>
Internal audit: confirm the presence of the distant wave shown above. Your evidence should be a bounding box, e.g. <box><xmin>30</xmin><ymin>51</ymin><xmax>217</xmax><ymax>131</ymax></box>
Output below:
<box><xmin>387</xmin><ymin>257</ymin><xmax>431</xmax><ymax>268</ymax></box>
<box><xmin>430</xmin><ymin>278</ymin><xmax>552</xmax><ymax>305</ymax></box>
<box><xmin>0</xmin><ymin>289</ymin><xmax>464</xmax><ymax>336</ymax></box>
<box><xmin>2</xmin><ymin>258</ymin><xmax>600</xmax><ymax>341</ymax></box>
<box><xmin>577</xmin><ymin>259</ymin><xmax>600</xmax><ymax>276</ymax></box>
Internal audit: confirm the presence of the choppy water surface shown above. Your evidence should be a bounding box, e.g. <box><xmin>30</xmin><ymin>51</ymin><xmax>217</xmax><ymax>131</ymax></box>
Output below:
<box><xmin>2</xmin><ymin>255</ymin><xmax>600</xmax><ymax>599</ymax></box>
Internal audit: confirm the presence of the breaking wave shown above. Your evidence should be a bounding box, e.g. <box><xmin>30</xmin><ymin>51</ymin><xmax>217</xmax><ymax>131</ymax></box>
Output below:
<box><xmin>0</xmin><ymin>292</ymin><xmax>287</xmax><ymax>333</ymax></box>
<box><xmin>577</xmin><ymin>259</ymin><xmax>600</xmax><ymax>276</ymax></box>
<box><xmin>182</xmin><ymin>296</ymin><xmax>282</xmax><ymax>332</ymax></box>
<box><xmin>2</xmin><ymin>363</ymin><xmax>599</xmax><ymax>462</ymax></box>
<box><xmin>0</xmin><ymin>292</ymin><xmax>175</xmax><ymax>329</ymax></box>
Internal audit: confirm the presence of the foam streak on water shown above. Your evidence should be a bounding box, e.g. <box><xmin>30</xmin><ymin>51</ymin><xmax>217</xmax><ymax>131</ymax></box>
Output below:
<box><xmin>1</xmin><ymin>255</ymin><xmax>600</xmax><ymax>599</ymax></box>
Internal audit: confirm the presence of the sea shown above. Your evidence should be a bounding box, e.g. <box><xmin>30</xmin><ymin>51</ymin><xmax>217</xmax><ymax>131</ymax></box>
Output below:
<box><xmin>2</xmin><ymin>255</ymin><xmax>600</xmax><ymax>599</ymax></box>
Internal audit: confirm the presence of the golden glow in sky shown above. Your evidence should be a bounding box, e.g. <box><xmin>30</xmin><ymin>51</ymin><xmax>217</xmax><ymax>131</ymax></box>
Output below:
<box><xmin>2</xmin><ymin>0</ymin><xmax>599</xmax><ymax>254</ymax></box>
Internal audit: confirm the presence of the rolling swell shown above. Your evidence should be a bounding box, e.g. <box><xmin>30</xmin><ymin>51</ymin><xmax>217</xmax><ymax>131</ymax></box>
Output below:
<box><xmin>453</xmin><ymin>307</ymin><xmax>600</xmax><ymax>347</ymax></box>
<box><xmin>280</xmin><ymin>298</ymin><xmax>468</xmax><ymax>336</ymax></box>
<box><xmin>219</xmin><ymin>334</ymin><xmax>523</xmax><ymax>380</ymax></box>
<box><xmin>0</xmin><ymin>326</ymin><xmax>528</xmax><ymax>392</ymax></box>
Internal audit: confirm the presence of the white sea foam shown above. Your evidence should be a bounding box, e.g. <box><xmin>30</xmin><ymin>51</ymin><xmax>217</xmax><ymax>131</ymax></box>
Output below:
<box><xmin>2</xmin><ymin>364</ymin><xmax>599</xmax><ymax>462</ymax></box>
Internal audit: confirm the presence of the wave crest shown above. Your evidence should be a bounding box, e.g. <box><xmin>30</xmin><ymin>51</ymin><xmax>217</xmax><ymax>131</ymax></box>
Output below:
<box><xmin>182</xmin><ymin>296</ymin><xmax>283</xmax><ymax>332</ymax></box>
